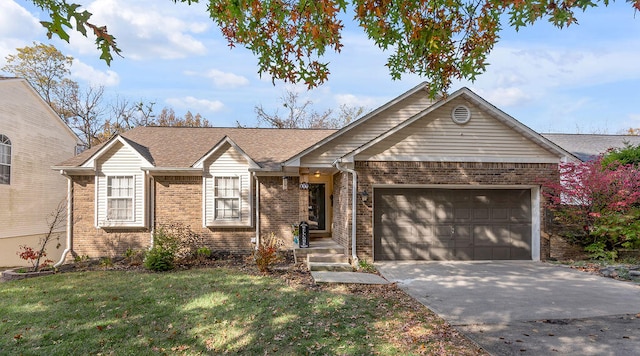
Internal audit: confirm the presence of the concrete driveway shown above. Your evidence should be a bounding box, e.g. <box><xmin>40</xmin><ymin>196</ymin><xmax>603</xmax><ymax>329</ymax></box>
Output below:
<box><xmin>377</xmin><ymin>261</ymin><xmax>640</xmax><ymax>356</ymax></box>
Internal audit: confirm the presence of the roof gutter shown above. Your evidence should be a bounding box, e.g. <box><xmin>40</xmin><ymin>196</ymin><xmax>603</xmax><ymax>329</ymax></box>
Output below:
<box><xmin>333</xmin><ymin>160</ymin><xmax>358</xmax><ymax>265</ymax></box>
<box><xmin>54</xmin><ymin>171</ymin><xmax>74</xmax><ymax>267</ymax></box>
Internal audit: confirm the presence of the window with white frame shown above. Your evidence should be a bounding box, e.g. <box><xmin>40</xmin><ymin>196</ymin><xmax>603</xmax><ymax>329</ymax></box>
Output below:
<box><xmin>107</xmin><ymin>176</ymin><xmax>134</xmax><ymax>220</ymax></box>
<box><xmin>0</xmin><ymin>135</ymin><xmax>11</xmax><ymax>185</ymax></box>
<box><xmin>214</xmin><ymin>176</ymin><xmax>240</xmax><ymax>220</ymax></box>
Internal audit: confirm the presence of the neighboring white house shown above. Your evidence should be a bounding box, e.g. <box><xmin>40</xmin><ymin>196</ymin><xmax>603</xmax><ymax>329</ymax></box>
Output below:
<box><xmin>0</xmin><ymin>77</ymin><xmax>79</xmax><ymax>267</ymax></box>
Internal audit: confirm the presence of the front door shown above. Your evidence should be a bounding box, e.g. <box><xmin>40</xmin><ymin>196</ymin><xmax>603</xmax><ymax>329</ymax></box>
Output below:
<box><xmin>308</xmin><ymin>183</ymin><xmax>326</xmax><ymax>230</ymax></box>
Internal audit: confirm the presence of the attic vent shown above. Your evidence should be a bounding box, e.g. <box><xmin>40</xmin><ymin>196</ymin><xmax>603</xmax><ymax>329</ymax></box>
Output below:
<box><xmin>451</xmin><ymin>105</ymin><xmax>471</xmax><ymax>125</ymax></box>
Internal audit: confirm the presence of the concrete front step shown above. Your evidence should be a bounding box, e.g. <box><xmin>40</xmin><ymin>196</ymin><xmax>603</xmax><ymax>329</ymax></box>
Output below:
<box><xmin>308</xmin><ymin>261</ymin><xmax>353</xmax><ymax>272</ymax></box>
<box><xmin>294</xmin><ymin>247</ymin><xmax>346</xmax><ymax>263</ymax></box>
<box><xmin>308</xmin><ymin>253</ymin><xmax>349</xmax><ymax>263</ymax></box>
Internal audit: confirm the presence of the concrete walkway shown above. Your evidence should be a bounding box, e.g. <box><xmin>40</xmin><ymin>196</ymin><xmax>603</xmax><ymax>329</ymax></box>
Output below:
<box><xmin>378</xmin><ymin>261</ymin><xmax>640</xmax><ymax>356</ymax></box>
<box><xmin>311</xmin><ymin>271</ymin><xmax>390</xmax><ymax>284</ymax></box>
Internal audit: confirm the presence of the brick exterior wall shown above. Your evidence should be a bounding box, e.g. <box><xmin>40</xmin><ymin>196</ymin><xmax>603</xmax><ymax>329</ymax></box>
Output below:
<box><xmin>354</xmin><ymin>161</ymin><xmax>559</xmax><ymax>261</ymax></box>
<box><xmin>71</xmin><ymin>175</ymin><xmax>150</xmax><ymax>258</ymax></box>
<box><xmin>71</xmin><ymin>175</ymin><xmax>306</xmax><ymax>258</ymax></box>
<box><xmin>70</xmin><ymin>161</ymin><xmax>560</xmax><ymax>261</ymax></box>
<box><xmin>332</xmin><ymin>172</ymin><xmax>350</xmax><ymax>255</ymax></box>
<box><xmin>154</xmin><ymin>176</ymin><xmax>255</xmax><ymax>253</ymax></box>
<box><xmin>258</xmin><ymin>176</ymin><xmax>302</xmax><ymax>248</ymax></box>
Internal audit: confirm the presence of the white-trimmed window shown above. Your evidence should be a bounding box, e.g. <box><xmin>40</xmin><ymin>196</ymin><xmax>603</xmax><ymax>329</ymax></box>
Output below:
<box><xmin>0</xmin><ymin>135</ymin><xmax>11</xmax><ymax>185</ymax></box>
<box><xmin>107</xmin><ymin>176</ymin><xmax>134</xmax><ymax>221</ymax></box>
<box><xmin>214</xmin><ymin>176</ymin><xmax>240</xmax><ymax>220</ymax></box>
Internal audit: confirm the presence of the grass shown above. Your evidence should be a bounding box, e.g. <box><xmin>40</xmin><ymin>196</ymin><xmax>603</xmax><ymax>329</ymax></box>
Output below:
<box><xmin>0</xmin><ymin>267</ymin><xmax>484</xmax><ymax>355</ymax></box>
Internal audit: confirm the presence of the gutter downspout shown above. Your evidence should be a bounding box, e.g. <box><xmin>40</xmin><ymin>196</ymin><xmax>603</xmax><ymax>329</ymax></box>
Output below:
<box><xmin>333</xmin><ymin>161</ymin><xmax>358</xmax><ymax>265</ymax></box>
<box><xmin>254</xmin><ymin>172</ymin><xmax>260</xmax><ymax>249</ymax></box>
<box><xmin>55</xmin><ymin>172</ymin><xmax>73</xmax><ymax>267</ymax></box>
<box><xmin>149</xmin><ymin>174</ymin><xmax>155</xmax><ymax>249</ymax></box>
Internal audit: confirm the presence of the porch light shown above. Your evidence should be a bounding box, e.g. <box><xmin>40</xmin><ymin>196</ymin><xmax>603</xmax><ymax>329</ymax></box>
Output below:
<box><xmin>314</xmin><ymin>171</ymin><xmax>321</xmax><ymax>178</ymax></box>
<box><xmin>360</xmin><ymin>190</ymin><xmax>369</xmax><ymax>203</ymax></box>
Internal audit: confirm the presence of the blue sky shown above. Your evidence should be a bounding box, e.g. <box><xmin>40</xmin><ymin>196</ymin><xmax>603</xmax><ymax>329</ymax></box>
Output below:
<box><xmin>1</xmin><ymin>0</ymin><xmax>639</xmax><ymax>133</ymax></box>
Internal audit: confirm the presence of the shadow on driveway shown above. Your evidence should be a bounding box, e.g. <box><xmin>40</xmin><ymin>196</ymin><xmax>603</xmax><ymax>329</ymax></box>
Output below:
<box><xmin>378</xmin><ymin>261</ymin><xmax>640</xmax><ymax>355</ymax></box>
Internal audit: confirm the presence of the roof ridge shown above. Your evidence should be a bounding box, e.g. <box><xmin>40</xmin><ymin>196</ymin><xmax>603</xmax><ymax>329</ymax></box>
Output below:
<box><xmin>141</xmin><ymin>125</ymin><xmax>337</xmax><ymax>131</ymax></box>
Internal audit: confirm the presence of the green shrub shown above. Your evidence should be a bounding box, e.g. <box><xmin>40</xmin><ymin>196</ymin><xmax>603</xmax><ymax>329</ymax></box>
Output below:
<box><xmin>358</xmin><ymin>259</ymin><xmax>376</xmax><ymax>273</ymax></box>
<box><xmin>196</xmin><ymin>247</ymin><xmax>212</xmax><ymax>259</ymax></box>
<box><xmin>144</xmin><ymin>247</ymin><xmax>175</xmax><ymax>272</ymax></box>
<box><xmin>601</xmin><ymin>143</ymin><xmax>640</xmax><ymax>169</ymax></box>
<box><xmin>100</xmin><ymin>257</ymin><xmax>113</xmax><ymax>269</ymax></box>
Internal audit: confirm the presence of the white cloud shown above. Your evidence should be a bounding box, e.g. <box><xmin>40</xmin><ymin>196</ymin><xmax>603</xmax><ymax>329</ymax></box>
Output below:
<box><xmin>166</xmin><ymin>96</ymin><xmax>225</xmax><ymax>113</ymax></box>
<box><xmin>71</xmin><ymin>59</ymin><xmax>120</xmax><ymax>86</ymax></box>
<box><xmin>186</xmin><ymin>69</ymin><xmax>249</xmax><ymax>88</ymax></box>
<box><xmin>0</xmin><ymin>1</ymin><xmax>44</xmax><ymax>69</ymax></box>
<box><xmin>471</xmin><ymin>87</ymin><xmax>532</xmax><ymax>108</ymax></box>
<box><xmin>334</xmin><ymin>93</ymin><xmax>378</xmax><ymax>109</ymax></box>
<box><xmin>68</xmin><ymin>0</ymin><xmax>209</xmax><ymax>60</ymax></box>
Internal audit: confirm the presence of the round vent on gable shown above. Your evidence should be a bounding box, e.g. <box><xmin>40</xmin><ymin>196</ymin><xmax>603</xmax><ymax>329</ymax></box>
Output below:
<box><xmin>451</xmin><ymin>105</ymin><xmax>471</xmax><ymax>125</ymax></box>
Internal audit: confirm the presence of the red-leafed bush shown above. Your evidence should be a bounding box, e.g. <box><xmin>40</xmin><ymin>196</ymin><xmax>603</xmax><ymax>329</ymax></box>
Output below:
<box><xmin>254</xmin><ymin>233</ymin><xmax>283</xmax><ymax>273</ymax></box>
<box><xmin>544</xmin><ymin>152</ymin><xmax>640</xmax><ymax>260</ymax></box>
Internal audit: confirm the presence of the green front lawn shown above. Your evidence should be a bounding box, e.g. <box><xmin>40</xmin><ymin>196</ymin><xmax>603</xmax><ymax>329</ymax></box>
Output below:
<box><xmin>0</xmin><ymin>268</ymin><xmax>484</xmax><ymax>355</ymax></box>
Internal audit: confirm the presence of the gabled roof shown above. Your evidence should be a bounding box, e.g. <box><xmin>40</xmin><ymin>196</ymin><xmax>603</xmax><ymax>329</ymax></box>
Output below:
<box><xmin>192</xmin><ymin>136</ymin><xmax>260</xmax><ymax>170</ymax></box>
<box><xmin>0</xmin><ymin>77</ymin><xmax>80</xmax><ymax>143</ymax></box>
<box><xmin>80</xmin><ymin>135</ymin><xmax>155</xmax><ymax>169</ymax></box>
<box><xmin>58</xmin><ymin>126</ymin><xmax>336</xmax><ymax>170</ymax></box>
<box><xmin>338</xmin><ymin>87</ymin><xmax>577</xmax><ymax>162</ymax></box>
<box><xmin>283</xmin><ymin>81</ymin><xmax>436</xmax><ymax>166</ymax></box>
<box><xmin>542</xmin><ymin>133</ymin><xmax>640</xmax><ymax>161</ymax></box>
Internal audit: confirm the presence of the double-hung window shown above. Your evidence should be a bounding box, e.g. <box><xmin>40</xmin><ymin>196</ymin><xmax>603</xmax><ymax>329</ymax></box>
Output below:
<box><xmin>214</xmin><ymin>176</ymin><xmax>240</xmax><ymax>220</ymax></box>
<box><xmin>107</xmin><ymin>176</ymin><xmax>134</xmax><ymax>221</ymax></box>
<box><xmin>0</xmin><ymin>135</ymin><xmax>11</xmax><ymax>185</ymax></box>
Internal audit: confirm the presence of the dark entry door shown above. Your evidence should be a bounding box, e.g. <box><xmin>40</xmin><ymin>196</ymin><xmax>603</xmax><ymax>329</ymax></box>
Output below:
<box><xmin>308</xmin><ymin>183</ymin><xmax>326</xmax><ymax>230</ymax></box>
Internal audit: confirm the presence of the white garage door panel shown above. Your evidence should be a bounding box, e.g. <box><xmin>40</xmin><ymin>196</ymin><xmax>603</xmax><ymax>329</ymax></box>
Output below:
<box><xmin>374</xmin><ymin>188</ymin><xmax>532</xmax><ymax>261</ymax></box>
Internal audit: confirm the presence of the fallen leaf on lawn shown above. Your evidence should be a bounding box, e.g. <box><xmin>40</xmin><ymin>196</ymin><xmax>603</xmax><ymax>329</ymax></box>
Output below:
<box><xmin>14</xmin><ymin>334</ymin><xmax>22</xmax><ymax>340</ymax></box>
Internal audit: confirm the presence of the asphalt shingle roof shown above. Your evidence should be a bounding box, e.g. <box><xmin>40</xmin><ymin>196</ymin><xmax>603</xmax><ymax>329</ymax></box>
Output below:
<box><xmin>542</xmin><ymin>133</ymin><xmax>640</xmax><ymax>161</ymax></box>
<box><xmin>59</xmin><ymin>126</ymin><xmax>337</xmax><ymax>170</ymax></box>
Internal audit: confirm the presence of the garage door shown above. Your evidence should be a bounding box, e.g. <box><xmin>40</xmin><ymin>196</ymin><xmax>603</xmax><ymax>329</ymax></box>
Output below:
<box><xmin>374</xmin><ymin>188</ymin><xmax>532</xmax><ymax>261</ymax></box>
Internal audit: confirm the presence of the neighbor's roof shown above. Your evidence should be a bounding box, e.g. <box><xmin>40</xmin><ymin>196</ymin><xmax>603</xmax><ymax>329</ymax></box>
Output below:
<box><xmin>542</xmin><ymin>133</ymin><xmax>640</xmax><ymax>161</ymax></box>
<box><xmin>59</xmin><ymin>126</ymin><xmax>337</xmax><ymax>170</ymax></box>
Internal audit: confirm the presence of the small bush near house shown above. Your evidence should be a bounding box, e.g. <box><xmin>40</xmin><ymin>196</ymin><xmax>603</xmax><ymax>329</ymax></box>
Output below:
<box><xmin>73</xmin><ymin>254</ymin><xmax>91</xmax><ymax>268</ymax></box>
<box><xmin>196</xmin><ymin>247</ymin><xmax>212</xmax><ymax>260</ymax></box>
<box><xmin>144</xmin><ymin>246</ymin><xmax>174</xmax><ymax>272</ymax></box>
<box><xmin>144</xmin><ymin>222</ymin><xmax>205</xmax><ymax>271</ymax></box>
<box><xmin>16</xmin><ymin>245</ymin><xmax>54</xmax><ymax>272</ymax></box>
<box><xmin>99</xmin><ymin>257</ymin><xmax>113</xmax><ymax>269</ymax></box>
<box><xmin>254</xmin><ymin>233</ymin><xmax>283</xmax><ymax>272</ymax></box>
<box><xmin>14</xmin><ymin>200</ymin><xmax>66</xmax><ymax>272</ymax></box>
<box><xmin>154</xmin><ymin>222</ymin><xmax>204</xmax><ymax>261</ymax></box>
<box><xmin>358</xmin><ymin>259</ymin><xmax>376</xmax><ymax>273</ymax></box>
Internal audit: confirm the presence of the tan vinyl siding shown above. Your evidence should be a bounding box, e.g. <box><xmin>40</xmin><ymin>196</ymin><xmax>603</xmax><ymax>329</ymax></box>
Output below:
<box><xmin>356</xmin><ymin>99</ymin><xmax>558</xmax><ymax>162</ymax></box>
<box><xmin>204</xmin><ymin>143</ymin><xmax>252</xmax><ymax>227</ymax></box>
<box><xmin>0</xmin><ymin>79</ymin><xmax>78</xmax><ymax>266</ymax></box>
<box><xmin>96</xmin><ymin>142</ymin><xmax>147</xmax><ymax>227</ymax></box>
<box><xmin>301</xmin><ymin>91</ymin><xmax>436</xmax><ymax>166</ymax></box>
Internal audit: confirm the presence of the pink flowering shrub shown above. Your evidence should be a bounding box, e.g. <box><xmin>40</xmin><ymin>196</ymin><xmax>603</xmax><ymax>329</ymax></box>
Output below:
<box><xmin>544</xmin><ymin>155</ymin><xmax>640</xmax><ymax>260</ymax></box>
